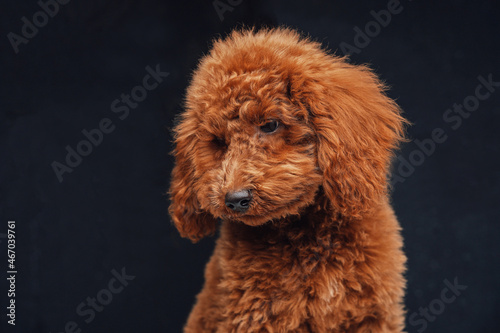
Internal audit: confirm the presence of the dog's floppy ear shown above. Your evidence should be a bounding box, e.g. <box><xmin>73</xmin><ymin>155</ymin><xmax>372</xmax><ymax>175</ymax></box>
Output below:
<box><xmin>300</xmin><ymin>61</ymin><xmax>406</xmax><ymax>219</ymax></box>
<box><xmin>169</xmin><ymin>116</ymin><xmax>218</xmax><ymax>242</ymax></box>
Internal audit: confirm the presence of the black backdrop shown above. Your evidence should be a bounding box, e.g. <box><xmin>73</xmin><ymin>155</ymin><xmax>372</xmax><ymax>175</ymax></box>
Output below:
<box><xmin>1</xmin><ymin>0</ymin><xmax>499</xmax><ymax>332</ymax></box>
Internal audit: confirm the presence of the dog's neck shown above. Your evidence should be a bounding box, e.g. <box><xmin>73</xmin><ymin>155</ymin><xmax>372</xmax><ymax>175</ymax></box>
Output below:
<box><xmin>222</xmin><ymin>190</ymin><xmax>350</xmax><ymax>248</ymax></box>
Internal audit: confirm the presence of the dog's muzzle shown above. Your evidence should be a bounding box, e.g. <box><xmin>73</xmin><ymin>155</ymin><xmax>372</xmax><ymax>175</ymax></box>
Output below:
<box><xmin>225</xmin><ymin>189</ymin><xmax>252</xmax><ymax>213</ymax></box>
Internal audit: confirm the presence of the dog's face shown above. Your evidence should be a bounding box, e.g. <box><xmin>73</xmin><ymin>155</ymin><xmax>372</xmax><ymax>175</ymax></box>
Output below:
<box><xmin>170</xmin><ymin>28</ymin><xmax>406</xmax><ymax>241</ymax></box>
<box><xmin>185</xmin><ymin>72</ymin><xmax>323</xmax><ymax>226</ymax></box>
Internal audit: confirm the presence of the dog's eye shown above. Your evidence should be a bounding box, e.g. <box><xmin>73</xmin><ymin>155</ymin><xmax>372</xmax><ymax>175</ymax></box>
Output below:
<box><xmin>212</xmin><ymin>136</ymin><xmax>226</xmax><ymax>149</ymax></box>
<box><xmin>259</xmin><ymin>120</ymin><xmax>279</xmax><ymax>133</ymax></box>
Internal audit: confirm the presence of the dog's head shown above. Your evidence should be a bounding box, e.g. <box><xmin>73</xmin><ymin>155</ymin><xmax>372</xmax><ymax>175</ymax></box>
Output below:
<box><xmin>169</xmin><ymin>28</ymin><xmax>406</xmax><ymax>242</ymax></box>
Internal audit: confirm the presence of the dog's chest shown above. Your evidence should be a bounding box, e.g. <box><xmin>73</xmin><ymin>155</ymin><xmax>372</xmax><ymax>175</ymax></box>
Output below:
<box><xmin>218</xmin><ymin>231</ymin><xmax>344</xmax><ymax>317</ymax></box>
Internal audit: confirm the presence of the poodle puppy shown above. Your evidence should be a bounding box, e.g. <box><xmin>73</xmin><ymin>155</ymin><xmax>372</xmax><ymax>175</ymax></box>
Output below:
<box><xmin>169</xmin><ymin>28</ymin><xmax>407</xmax><ymax>332</ymax></box>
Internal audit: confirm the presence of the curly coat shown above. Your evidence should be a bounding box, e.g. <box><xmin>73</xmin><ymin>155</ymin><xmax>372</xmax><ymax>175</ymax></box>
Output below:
<box><xmin>169</xmin><ymin>28</ymin><xmax>407</xmax><ymax>332</ymax></box>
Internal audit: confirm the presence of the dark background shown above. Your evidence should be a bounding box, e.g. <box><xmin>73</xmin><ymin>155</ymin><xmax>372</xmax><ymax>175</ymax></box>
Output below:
<box><xmin>1</xmin><ymin>0</ymin><xmax>499</xmax><ymax>332</ymax></box>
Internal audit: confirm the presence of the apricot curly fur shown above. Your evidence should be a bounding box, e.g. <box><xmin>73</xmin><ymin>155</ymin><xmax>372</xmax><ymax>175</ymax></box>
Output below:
<box><xmin>169</xmin><ymin>27</ymin><xmax>408</xmax><ymax>332</ymax></box>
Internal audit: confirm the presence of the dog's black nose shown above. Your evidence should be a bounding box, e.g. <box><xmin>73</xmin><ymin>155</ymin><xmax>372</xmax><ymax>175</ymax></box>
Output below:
<box><xmin>225</xmin><ymin>190</ymin><xmax>252</xmax><ymax>212</ymax></box>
